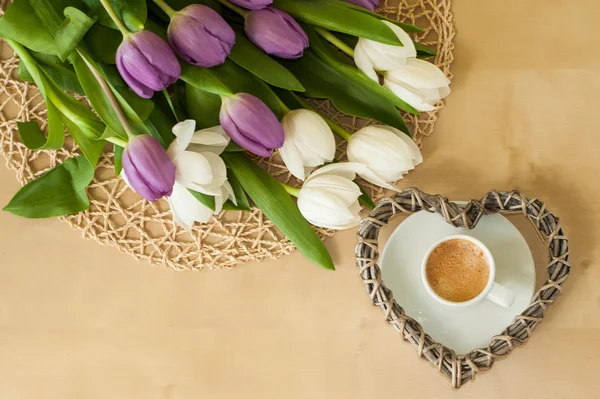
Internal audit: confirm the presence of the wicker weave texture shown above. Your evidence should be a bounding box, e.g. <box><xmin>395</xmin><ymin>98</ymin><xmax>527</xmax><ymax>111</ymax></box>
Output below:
<box><xmin>355</xmin><ymin>189</ymin><xmax>570</xmax><ymax>388</ymax></box>
<box><xmin>0</xmin><ymin>0</ymin><xmax>455</xmax><ymax>270</ymax></box>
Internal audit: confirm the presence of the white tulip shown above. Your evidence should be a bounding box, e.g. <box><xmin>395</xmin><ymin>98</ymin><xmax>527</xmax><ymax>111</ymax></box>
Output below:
<box><xmin>298</xmin><ymin>163</ymin><xmax>368</xmax><ymax>230</ymax></box>
<box><xmin>279</xmin><ymin>109</ymin><xmax>336</xmax><ymax>181</ymax></box>
<box><xmin>347</xmin><ymin>125</ymin><xmax>422</xmax><ymax>191</ymax></box>
<box><xmin>354</xmin><ymin>20</ymin><xmax>416</xmax><ymax>81</ymax></box>
<box><xmin>166</xmin><ymin>120</ymin><xmax>236</xmax><ymax>230</ymax></box>
<box><xmin>384</xmin><ymin>58</ymin><xmax>451</xmax><ymax>112</ymax></box>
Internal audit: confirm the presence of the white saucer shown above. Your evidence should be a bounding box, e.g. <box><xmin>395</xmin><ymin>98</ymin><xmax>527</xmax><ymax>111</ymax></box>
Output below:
<box><xmin>379</xmin><ymin>208</ymin><xmax>535</xmax><ymax>355</ymax></box>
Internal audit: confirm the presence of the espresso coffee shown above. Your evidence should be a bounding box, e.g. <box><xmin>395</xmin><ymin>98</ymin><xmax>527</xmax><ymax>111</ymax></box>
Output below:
<box><xmin>425</xmin><ymin>239</ymin><xmax>490</xmax><ymax>302</ymax></box>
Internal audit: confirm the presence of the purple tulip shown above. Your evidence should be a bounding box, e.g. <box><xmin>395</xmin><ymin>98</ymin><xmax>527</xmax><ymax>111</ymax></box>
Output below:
<box><xmin>245</xmin><ymin>7</ymin><xmax>308</xmax><ymax>59</ymax></box>
<box><xmin>116</xmin><ymin>30</ymin><xmax>181</xmax><ymax>99</ymax></box>
<box><xmin>229</xmin><ymin>0</ymin><xmax>272</xmax><ymax>10</ymax></box>
<box><xmin>343</xmin><ymin>0</ymin><xmax>380</xmax><ymax>11</ymax></box>
<box><xmin>122</xmin><ymin>135</ymin><xmax>176</xmax><ymax>202</ymax></box>
<box><xmin>168</xmin><ymin>5</ymin><xmax>235</xmax><ymax>68</ymax></box>
<box><xmin>220</xmin><ymin>93</ymin><xmax>285</xmax><ymax>157</ymax></box>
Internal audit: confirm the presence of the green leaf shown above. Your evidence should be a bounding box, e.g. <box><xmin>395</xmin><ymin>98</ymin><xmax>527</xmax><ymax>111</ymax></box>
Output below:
<box><xmin>185</xmin><ymin>85</ymin><xmax>221</xmax><ymax>129</ymax></box>
<box><xmin>144</xmin><ymin>103</ymin><xmax>177</xmax><ymax>149</ymax></box>
<box><xmin>0</xmin><ymin>0</ymin><xmax>56</xmax><ymax>54</ymax></box>
<box><xmin>3</xmin><ymin>155</ymin><xmax>95</xmax><ymax>218</ymax></box>
<box><xmin>272</xmin><ymin>0</ymin><xmax>401</xmax><ymax>45</ymax></box>
<box><xmin>61</xmin><ymin>116</ymin><xmax>105</xmax><ymax>168</ymax></box>
<box><xmin>84</xmin><ymin>24</ymin><xmax>121</xmax><ymax>64</ymax></box>
<box><xmin>17</xmin><ymin>60</ymin><xmax>34</xmax><ymax>82</ymax></box>
<box><xmin>228</xmin><ymin>31</ymin><xmax>305</xmax><ymax>92</ymax></box>
<box><xmin>325</xmin><ymin>0</ymin><xmax>424</xmax><ymax>33</ymax></box>
<box><xmin>223</xmin><ymin>169</ymin><xmax>251</xmax><ymax>211</ymax></box>
<box><xmin>180</xmin><ymin>62</ymin><xmax>235</xmax><ymax>98</ymax></box>
<box><xmin>29</xmin><ymin>0</ymin><xmax>69</xmax><ymax>36</ymax></box>
<box><xmin>188</xmin><ymin>189</ymin><xmax>216</xmax><ymax>211</ymax></box>
<box><xmin>164</xmin><ymin>0</ymin><xmax>221</xmax><ymax>11</ymax></box>
<box><xmin>71</xmin><ymin>52</ymin><xmax>128</xmax><ymax>139</ymax></box>
<box><xmin>282</xmin><ymin>51</ymin><xmax>409</xmax><ymax>134</ymax></box>
<box><xmin>358</xmin><ymin>184</ymin><xmax>376</xmax><ymax>210</ymax></box>
<box><xmin>17</xmin><ymin>100</ymin><xmax>64</xmax><ymax>150</ymax></box>
<box><xmin>415</xmin><ymin>42</ymin><xmax>437</xmax><ymax>58</ymax></box>
<box><xmin>82</xmin><ymin>0</ymin><xmax>147</xmax><ymax>32</ymax></box>
<box><xmin>223</xmin><ymin>153</ymin><xmax>335</xmax><ymax>270</ymax></box>
<box><xmin>114</xmin><ymin>144</ymin><xmax>123</xmax><ymax>176</ymax></box>
<box><xmin>182</xmin><ymin>60</ymin><xmax>286</xmax><ymax>118</ymax></box>
<box><xmin>29</xmin><ymin>52</ymin><xmax>84</xmax><ymax>94</ymax></box>
<box><xmin>55</xmin><ymin>7</ymin><xmax>96</xmax><ymax>61</ymax></box>
<box><xmin>305</xmin><ymin>25</ymin><xmax>418</xmax><ymax>115</ymax></box>
<box><xmin>7</xmin><ymin>39</ymin><xmax>106</xmax><ymax>140</ymax></box>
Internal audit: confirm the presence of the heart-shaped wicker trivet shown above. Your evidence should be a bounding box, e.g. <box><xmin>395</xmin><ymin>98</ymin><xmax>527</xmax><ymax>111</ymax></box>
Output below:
<box><xmin>0</xmin><ymin>0</ymin><xmax>455</xmax><ymax>270</ymax></box>
<box><xmin>355</xmin><ymin>189</ymin><xmax>570</xmax><ymax>388</ymax></box>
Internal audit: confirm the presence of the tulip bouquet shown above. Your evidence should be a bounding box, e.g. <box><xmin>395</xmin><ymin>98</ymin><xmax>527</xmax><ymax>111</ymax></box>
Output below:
<box><xmin>0</xmin><ymin>0</ymin><xmax>450</xmax><ymax>269</ymax></box>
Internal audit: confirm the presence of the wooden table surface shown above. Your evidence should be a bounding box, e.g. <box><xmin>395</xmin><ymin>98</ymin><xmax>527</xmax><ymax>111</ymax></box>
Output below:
<box><xmin>1</xmin><ymin>0</ymin><xmax>599</xmax><ymax>397</ymax></box>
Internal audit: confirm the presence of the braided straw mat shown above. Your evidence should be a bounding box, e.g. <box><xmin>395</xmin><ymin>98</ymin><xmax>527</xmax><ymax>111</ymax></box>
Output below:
<box><xmin>0</xmin><ymin>0</ymin><xmax>455</xmax><ymax>270</ymax></box>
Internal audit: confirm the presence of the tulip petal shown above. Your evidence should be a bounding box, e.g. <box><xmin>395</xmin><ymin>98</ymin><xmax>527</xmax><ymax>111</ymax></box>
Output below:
<box><xmin>191</xmin><ymin>126</ymin><xmax>230</xmax><ymax>146</ymax></box>
<box><xmin>306</xmin><ymin>162</ymin><xmax>367</xmax><ymax>183</ymax></box>
<box><xmin>298</xmin><ymin>187</ymin><xmax>357</xmax><ymax>228</ymax></box>
<box><xmin>304</xmin><ymin>175</ymin><xmax>362</xmax><ymax>207</ymax></box>
<box><xmin>279</xmin><ymin>135</ymin><xmax>308</xmax><ymax>181</ymax></box>
<box><xmin>357</xmin><ymin>167</ymin><xmax>402</xmax><ymax>192</ymax></box>
<box><xmin>293</xmin><ymin>110</ymin><xmax>336</xmax><ymax>166</ymax></box>
<box><xmin>384</xmin><ymin>78</ymin><xmax>436</xmax><ymax>112</ymax></box>
<box><xmin>387</xmin><ymin>58</ymin><xmax>450</xmax><ymax>90</ymax></box>
<box><xmin>359</xmin><ymin>21</ymin><xmax>416</xmax><ymax>71</ymax></box>
<box><xmin>222</xmin><ymin>180</ymin><xmax>237</xmax><ymax>205</ymax></box>
<box><xmin>116</xmin><ymin>49</ymin><xmax>154</xmax><ymax>99</ymax></box>
<box><xmin>347</xmin><ymin>126</ymin><xmax>415</xmax><ymax>181</ymax></box>
<box><xmin>131</xmin><ymin>31</ymin><xmax>180</xmax><ymax>86</ymax></box>
<box><xmin>200</xmin><ymin>152</ymin><xmax>228</xmax><ymax>189</ymax></box>
<box><xmin>168</xmin><ymin>119</ymin><xmax>197</xmax><ymax>160</ymax></box>
<box><xmin>354</xmin><ymin>41</ymin><xmax>379</xmax><ymax>81</ymax></box>
<box><xmin>173</xmin><ymin>151</ymin><xmax>214</xmax><ymax>187</ymax></box>
<box><xmin>169</xmin><ymin>182</ymin><xmax>214</xmax><ymax>230</ymax></box>
<box><xmin>377</xmin><ymin>125</ymin><xmax>423</xmax><ymax>166</ymax></box>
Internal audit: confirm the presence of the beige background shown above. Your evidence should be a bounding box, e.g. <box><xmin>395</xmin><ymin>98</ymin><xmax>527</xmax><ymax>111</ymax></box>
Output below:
<box><xmin>1</xmin><ymin>0</ymin><xmax>600</xmax><ymax>397</ymax></box>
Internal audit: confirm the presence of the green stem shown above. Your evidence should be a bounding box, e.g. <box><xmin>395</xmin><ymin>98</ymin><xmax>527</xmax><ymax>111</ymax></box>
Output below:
<box><xmin>217</xmin><ymin>0</ymin><xmax>248</xmax><ymax>17</ymax></box>
<box><xmin>326</xmin><ymin>119</ymin><xmax>352</xmax><ymax>141</ymax></box>
<box><xmin>314</xmin><ymin>27</ymin><xmax>355</xmax><ymax>58</ymax></box>
<box><xmin>281</xmin><ymin>183</ymin><xmax>301</xmax><ymax>198</ymax></box>
<box><xmin>162</xmin><ymin>89</ymin><xmax>180</xmax><ymax>122</ymax></box>
<box><xmin>98</xmin><ymin>0</ymin><xmax>131</xmax><ymax>37</ymax></box>
<box><xmin>152</xmin><ymin>0</ymin><xmax>177</xmax><ymax>18</ymax></box>
<box><xmin>106</xmin><ymin>136</ymin><xmax>128</xmax><ymax>147</ymax></box>
<box><xmin>78</xmin><ymin>50</ymin><xmax>136</xmax><ymax>139</ymax></box>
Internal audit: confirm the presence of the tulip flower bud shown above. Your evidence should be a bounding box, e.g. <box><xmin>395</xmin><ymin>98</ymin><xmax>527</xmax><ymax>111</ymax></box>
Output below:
<box><xmin>122</xmin><ymin>135</ymin><xmax>177</xmax><ymax>202</ymax></box>
<box><xmin>384</xmin><ymin>58</ymin><xmax>451</xmax><ymax>112</ymax></box>
<box><xmin>354</xmin><ymin>21</ymin><xmax>416</xmax><ymax>81</ymax></box>
<box><xmin>220</xmin><ymin>93</ymin><xmax>284</xmax><ymax>157</ymax></box>
<box><xmin>229</xmin><ymin>0</ymin><xmax>272</xmax><ymax>10</ymax></box>
<box><xmin>116</xmin><ymin>30</ymin><xmax>181</xmax><ymax>99</ymax></box>
<box><xmin>168</xmin><ymin>5</ymin><xmax>235</xmax><ymax>68</ymax></box>
<box><xmin>298</xmin><ymin>163</ymin><xmax>365</xmax><ymax>230</ymax></box>
<box><xmin>279</xmin><ymin>109</ymin><xmax>336</xmax><ymax>181</ymax></box>
<box><xmin>342</xmin><ymin>0</ymin><xmax>380</xmax><ymax>11</ymax></box>
<box><xmin>347</xmin><ymin>125</ymin><xmax>422</xmax><ymax>190</ymax></box>
<box><xmin>245</xmin><ymin>7</ymin><xmax>309</xmax><ymax>59</ymax></box>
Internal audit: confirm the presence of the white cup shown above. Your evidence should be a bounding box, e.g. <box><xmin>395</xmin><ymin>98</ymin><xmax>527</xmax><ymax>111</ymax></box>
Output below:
<box><xmin>421</xmin><ymin>234</ymin><xmax>515</xmax><ymax>308</ymax></box>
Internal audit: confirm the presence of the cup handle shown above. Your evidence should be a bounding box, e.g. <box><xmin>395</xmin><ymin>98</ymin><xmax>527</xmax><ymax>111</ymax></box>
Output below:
<box><xmin>485</xmin><ymin>282</ymin><xmax>515</xmax><ymax>308</ymax></box>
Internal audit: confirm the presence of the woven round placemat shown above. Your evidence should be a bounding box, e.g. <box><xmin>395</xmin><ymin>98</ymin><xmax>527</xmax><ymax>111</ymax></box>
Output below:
<box><xmin>0</xmin><ymin>0</ymin><xmax>455</xmax><ymax>270</ymax></box>
<box><xmin>355</xmin><ymin>189</ymin><xmax>571</xmax><ymax>388</ymax></box>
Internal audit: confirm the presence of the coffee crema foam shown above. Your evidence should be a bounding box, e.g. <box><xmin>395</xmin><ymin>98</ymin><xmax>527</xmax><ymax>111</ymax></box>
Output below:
<box><xmin>425</xmin><ymin>239</ymin><xmax>490</xmax><ymax>302</ymax></box>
